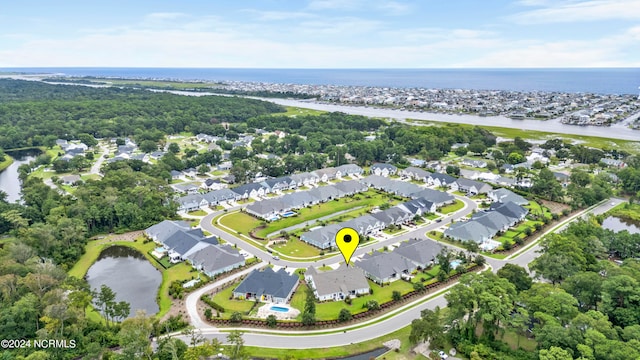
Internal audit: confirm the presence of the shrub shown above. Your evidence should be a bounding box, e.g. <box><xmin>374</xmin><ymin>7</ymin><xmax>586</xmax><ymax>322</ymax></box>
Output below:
<box><xmin>266</xmin><ymin>314</ymin><xmax>277</xmax><ymax>328</ymax></box>
<box><xmin>204</xmin><ymin>308</ymin><xmax>212</xmax><ymax>320</ymax></box>
<box><xmin>338</xmin><ymin>308</ymin><xmax>352</xmax><ymax>322</ymax></box>
<box><xmin>201</xmin><ymin>295</ymin><xmax>225</xmax><ymax>313</ymax></box>
<box><xmin>230</xmin><ymin>311</ymin><xmax>243</xmax><ymax>323</ymax></box>
<box><xmin>392</xmin><ymin>290</ymin><xmax>402</xmax><ymax>301</ymax></box>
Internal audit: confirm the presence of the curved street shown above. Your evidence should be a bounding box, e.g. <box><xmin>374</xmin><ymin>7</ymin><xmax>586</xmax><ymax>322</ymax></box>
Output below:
<box><xmin>172</xmin><ymin>193</ymin><xmax>624</xmax><ymax>349</ymax></box>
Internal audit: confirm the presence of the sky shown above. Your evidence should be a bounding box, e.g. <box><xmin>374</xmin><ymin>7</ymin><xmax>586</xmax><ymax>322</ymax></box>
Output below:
<box><xmin>1</xmin><ymin>0</ymin><xmax>639</xmax><ymax>68</ymax></box>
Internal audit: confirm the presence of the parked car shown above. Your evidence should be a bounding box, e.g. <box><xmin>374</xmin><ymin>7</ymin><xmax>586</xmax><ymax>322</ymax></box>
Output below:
<box><xmin>273</xmin><ymin>255</ymin><xmax>280</xmax><ymax>261</ymax></box>
<box><xmin>438</xmin><ymin>350</ymin><xmax>448</xmax><ymax>359</ymax></box>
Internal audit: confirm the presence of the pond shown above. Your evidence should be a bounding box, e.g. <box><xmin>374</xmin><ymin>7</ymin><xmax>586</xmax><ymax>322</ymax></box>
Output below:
<box><xmin>602</xmin><ymin>216</ymin><xmax>640</xmax><ymax>235</ymax></box>
<box><xmin>0</xmin><ymin>149</ymin><xmax>39</xmax><ymax>203</ymax></box>
<box><xmin>86</xmin><ymin>245</ymin><xmax>162</xmax><ymax>318</ymax></box>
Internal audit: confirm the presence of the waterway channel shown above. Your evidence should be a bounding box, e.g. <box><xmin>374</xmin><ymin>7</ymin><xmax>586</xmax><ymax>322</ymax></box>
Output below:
<box><xmin>0</xmin><ymin>150</ymin><xmax>38</xmax><ymax>203</ymax></box>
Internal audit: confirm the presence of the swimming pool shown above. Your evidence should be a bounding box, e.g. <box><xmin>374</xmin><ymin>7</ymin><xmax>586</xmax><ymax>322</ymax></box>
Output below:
<box><xmin>267</xmin><ymin>215</ymin><xmax>280</xmax><ymax>221</ymax></box>
<box><xmin>450</xmin><ymin>260</ymin><xmax>462</xmax><ymax>269</ymax></box>
<box><xmin>281</xmin><ymin>211</ymin><xmax>297</xmax><ymax>217</ymax></box>
<box><xmin>154</xmin><ymin>247</ymin><xmax>167</xmax><ymax>253</ymax></box>
<box><xmin>270</xmin><ymin>306</ymin><xmax>289</xmax><ymax>313</ymax></box>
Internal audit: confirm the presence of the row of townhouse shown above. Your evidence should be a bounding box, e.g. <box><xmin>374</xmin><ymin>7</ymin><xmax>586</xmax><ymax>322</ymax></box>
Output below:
<box><xmin>361</xmin><ymin>175</ymin><xmax>455</xmax><ymax>206</ymax></box>
<box><xmin>245</xmin><ymin>180</ymin><xmax>369</xmax><ymax>220</ymax></box>
<box><xmin>300</xmin><ymin>196</ymin><xmax>440</xmax><ymax>249</ymax></box>
<box><xmin>144</xmin><ymin>220</ymin><xmax>245</xmax><ymax>277</ymax></box>
<box><xmin>443</xmin><ymin>201</ymin><xmax>529</xmax><ymax>249</ymax></box>
<box><xmin>174</xmin><ymin>165</ymin><xmax>364</xmax><ymax>211</ymax></box>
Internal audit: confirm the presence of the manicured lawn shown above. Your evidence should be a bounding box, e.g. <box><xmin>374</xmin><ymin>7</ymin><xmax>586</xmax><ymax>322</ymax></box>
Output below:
<box><xmin>187</xmin><ymin>209</ymin><xmax>207</xmax><ymax>216</ymax></box>
<box><xmin>526</xmin><ymin>200</ymin><xmax>552</xmax><ymax>219</ymax></box>
<box><xmin>272</xmin><ymin>238</ymin><xmax>322</xmax><ymax>258</ymax></box>
<box><xmin>211</xmin><ymin>282</ymin><xmax>256</xmax><ymax>318</ymax></box>
<box><xmin>290</xmin><ymin>280</ymin><xmax>415</xmax><ymax>321</ymax></box>
<box><xmin>81</xmin><ymin>174</ymin><xmax>101</xmax><ymax>181</ymax></box>
<box><xmin>425</xmin><ymin>213</ymin><xmax>440</xmax><ymax>220</ymax></box>
<box><xmin>439</xmin><ymin>199</ymin><xmax>465</xmax><ymax>214</ymax></box>
<box><xmin>280</xmin><ymin>106</ymin><xmax>326</xmax><ymax>117</ymax></box>
<box><xmin>218</xmin><ymin>212</ymin><xmax>263</xmax><ymax>235</ymax></box>
<box><xmin>253</xmin><ymin>190</ymin><xmax>398</xmax><ymax>238</ymax></box>
<box><xmin>609</xmin><ymin>203</ymin><xmax>640</xmax><ymax>222</ymax></box>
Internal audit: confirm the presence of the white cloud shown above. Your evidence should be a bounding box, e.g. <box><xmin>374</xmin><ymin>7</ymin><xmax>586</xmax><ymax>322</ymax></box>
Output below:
<box><xmin>307</xmin><ymin>0</ymin><xmax>364</xmax><ymax>10</ymax></box>
<box><xmin>511</xmin><ymin>0</ymin><xmax>640</xmax><ymax>24</ymax></box>
<box><xmin>377</xmin><ymin>1</ymin><xmax>411</xmax><ymax>15</ymax></box>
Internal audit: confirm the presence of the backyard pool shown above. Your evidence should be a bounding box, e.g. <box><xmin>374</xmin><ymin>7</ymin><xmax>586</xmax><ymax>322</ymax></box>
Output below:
<box><xmin>270</xmin><ymin>306</ymin><xmax>290</xmax><ymax>312</ymax></box>
<box><xmin>450</xmin><ymin>260</ymin><xmax>462</xmax><ymax>269</ymax></box>
<box><xmin>281</xmin><ymin>211</ymin><xmax>297</xmax><ymax>218</ymax></box>
<box><xmin>268</xmin><ymin>215</ymin><xmax>280</xmax><ymax>221</ymax></box>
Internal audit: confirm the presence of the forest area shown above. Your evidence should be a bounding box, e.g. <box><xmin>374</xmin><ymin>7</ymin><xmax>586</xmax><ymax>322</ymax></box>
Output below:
<box><xmin>0</xmin><ymin>79</ymin><xmax>639</xmax><ymax>359</ymax></box>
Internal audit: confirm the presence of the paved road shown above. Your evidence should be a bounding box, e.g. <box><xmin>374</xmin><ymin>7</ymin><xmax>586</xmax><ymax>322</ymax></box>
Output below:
<box><xmin>259</xmin><ymin>98</ymin><xmax>640</xmax><ymax>141</ymax></box>
<box><xmin>171</xmin><ymin>197</ymin><xmax>622</xmax><ymax>349</ymax></box>
<box><xmin>199</xmin><ymin>194</ymin><xmax>478</xmax><ymax>269</ymax></box>
<box><xmin>88</xmin><ymin>145</ymin><xmax>109</xmax><ymax>176</ymax></box>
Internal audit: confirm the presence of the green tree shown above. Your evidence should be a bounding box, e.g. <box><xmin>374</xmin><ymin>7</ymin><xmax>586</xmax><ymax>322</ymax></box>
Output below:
<box><xmin>227</xmin><ymin>330</ymin><xmax>249</xmax><ymax>360</ymax></box>
<box><xmin>539</xmin><ymin>346</ymin><xmax>573</xmax><ymax>360</ymax></box>
<box><xmin>266</xmin><ymin>314</ymin><xmax>277</xmax><ymax>327</ymax></box>
<box><xmin>230</xmin><ymin>311</ymin><xmax>243</xmax><ymax>323</ymax></box>
<box><xmin>392</xmin><ymin>290</ymin><xmax>402</xmax><ymax>301</ymax></box>
<box><xmin>497</xmin><ymin>264</ymin><xmax>532</xmax><ymax>292</ymax></box>
<box><xmin>139</xmin><ymin>140</ymin><xmax>158</xmax><ymax>153</ymax></box>
<box><xmin>167</xmin><ymin>142</ymin><xmax>180</xmax><ymax>154</ymax></box>
<box><xmin>118</xmin><ymin>310</ymin><xmax>153</xmax><ymax>360</ymax></box>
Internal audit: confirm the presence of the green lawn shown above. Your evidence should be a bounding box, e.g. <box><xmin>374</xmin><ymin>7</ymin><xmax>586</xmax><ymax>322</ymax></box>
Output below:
<box><xmin>281</xmin><ymin>106</ymin><xmax>327</xmax><ymax>117</ymax></box>
<box><xmin>439</xmin><ymin>199</ymin><xmax>465</xmax><ymax>214</ymax></box>
<box><xmin>272</xmin><ymin>238</ymin><xmax>322</xmax><ymax>258</ymax></box>
<box><xmin>68</xmin><ymin>236</ymin><xmax>200</xmax><ymax>320</ymax></box>
<box><xmin>187</xmin><ymin>209</ymin><xmax>207</xmax><ymax>216</ymax></box>
<box><xmin>218</xmin><ymin>212</ymin><xmax>263</xmax><ymax>235</ymax></box>
<box><xmin>526</xmin><ymin>200</ymin><xmax>552</xmax><ymax>219</ymax></box>
<box><xmin>252</xmin><ymin>190</ymin><xmax>399</xmax><ymax>238</ymax></box>
<box><xmin>211</xmin><ymin>282</ymin><xmax>256</xmax><ymax>318</ymax></box>
<box><xmin>0</xmin><ymin>155</ymin><xmax>13</xmax><ymax>172</ymax></box>
<box><xmin>290</xmin><ymin>280</ymin><xmax>415</xmax><ymax>321</ymax></box>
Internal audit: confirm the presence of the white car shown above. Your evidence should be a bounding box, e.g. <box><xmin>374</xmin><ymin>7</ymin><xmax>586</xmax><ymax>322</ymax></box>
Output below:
<box><xmin>438</xmin><ymin>350</ymin><xmax>449</xmax><ymax>359</ymax></box>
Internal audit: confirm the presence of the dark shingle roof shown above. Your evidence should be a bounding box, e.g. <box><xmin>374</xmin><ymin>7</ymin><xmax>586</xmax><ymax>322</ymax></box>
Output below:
<box><xmin>234</xmin><ymin>267</ymin><xmax>299</xmax><ymax>299</ymax></box>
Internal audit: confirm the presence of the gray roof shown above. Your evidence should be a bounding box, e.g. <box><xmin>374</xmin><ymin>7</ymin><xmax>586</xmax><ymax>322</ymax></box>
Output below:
<box><xmin>336</xmin><ymin>164</ymin><xmax>363</xmax><ymax>175</ymax></box>
<box><xmin>300</xmin><ymin>223</ymin><xmax>342</xmax><ymax>249</ymax></box>
<box><xmin>402</xmin><ymin>167</ymin><xmax>431</xmax><ymax>179</ymax></box>
<box><xmin>144</xmin><ymin>220</ymin><xmax>193</xmax><ymax>243</ymax></box>
<box><xmin>492</xmin><ymin>201</ymin><xmax>529</xmax><ymax>220</ymax></box>
<box><xmin>371</xmin><ymin>163</ymin><xmax>398</xmax><ymax>171</ymax></box>
<box><xmin>444</xmin><ymin>220</ymin><xmax>495</xmax><ymax>243</ymax></box>
<box><xmin>356</xmin><ymin>251</ymin><xmax>416</xmax><ymax>281</ymax></box>
<box><xmin>334</xmin><ymin>180</ymin><xmax>368</xmax><ymax>195</ymax></box>
<box><xmin>489</xmin><ymin>188</ymin><xmax>528</xmax><ymax>206</ymax></box>
<box><xmin>234</xmin><ymin>267</ymin><xmax>298</xmax><ymax>299</ymax></box>
<box><xmin>306</xmin><ymin>265</ymin><xmax>369</xmax><ymax>297</ymax></box>
<box><xmin>394</xmin><ymin>238</ymin><xmax>443</xmax><ymax>266</ymax></box>
<box><xmin>471</xmin><ymin>211</ymin><xmax>512</xmax><ymax>233</ymax></box>
<box><xmin>456</xmin><ymin>178</ymin><xmax>493</xmax><ymax>193</ymax></box>
<box><xmin>411</xmin><ymin>188</ymin><xmax>454</xmax><ymax>205</ymax></box>
<box><xmin>232</xmin><ymin>182</ymin><xmax>267</xmax><ymax>196</ymax></box>
<box><xmin>429</xmin><ymin>172</ymin><xmax>456</xmax><ymax>184</ymax></box>
<box><xmin>187</xmin><ymin>244</ymin><xmax>244</xmax><ymax>274</ymax></box>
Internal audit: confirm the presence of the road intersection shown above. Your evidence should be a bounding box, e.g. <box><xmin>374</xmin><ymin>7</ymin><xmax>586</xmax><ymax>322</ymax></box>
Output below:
<box><xmin>170</xmin><ymin>191</ymin><xmax>624</xmax><ymax>349</ymax></box>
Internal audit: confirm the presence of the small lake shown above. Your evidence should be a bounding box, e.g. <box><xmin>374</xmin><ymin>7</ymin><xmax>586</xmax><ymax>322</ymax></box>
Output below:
<box><xmin>602</xmin><ymin>216</ymin><xmax>640</xmax><ymax>235</ymax></box>
<box><xmin>86</xmin><ymin>245</ymin><xmax>162</xmax><ymax>317</ymax></box>
<box><xmin>0</xmin><ymin>150</ymin><xmax>39</xmax><ymax>203</ymax></box>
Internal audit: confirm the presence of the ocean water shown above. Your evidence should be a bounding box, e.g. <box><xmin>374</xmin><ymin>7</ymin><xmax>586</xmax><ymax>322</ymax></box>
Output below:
<box><xmin>3</xmin><ymin>67</ymin><xmax>640</xmax><ymax>95</ymax></box>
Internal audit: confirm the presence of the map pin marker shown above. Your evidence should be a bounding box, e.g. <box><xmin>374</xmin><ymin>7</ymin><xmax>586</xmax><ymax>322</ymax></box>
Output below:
<box><xmin>335</xmin><ymin>227</ymin><xmax>360</xmax><ymax>266</ymax></box>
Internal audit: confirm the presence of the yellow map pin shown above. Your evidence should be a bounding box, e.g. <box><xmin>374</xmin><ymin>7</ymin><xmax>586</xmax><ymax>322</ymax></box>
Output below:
<box><xmin>335</xmin><ymin>227</ymin><xmax>360</xmax><ymax>266</ymax></box>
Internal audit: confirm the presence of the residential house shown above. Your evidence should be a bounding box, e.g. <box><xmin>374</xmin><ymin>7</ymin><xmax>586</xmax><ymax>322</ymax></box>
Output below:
<box><xmin>233</xmin><ymin>267</ymin><xmax>299</xmax><ymax>304</ymax></box>
<box><xmin>61</xmin><ymin>174</ymin><xmax>82</xmax><ymax>186</ymax></box>
<box><xmin>231</xmin><ymin>183</ymin><xmax>269</xmax><ymax>199</ymax></box>
<box><xmin>186</xmin><ymin>244</ymin><xmax>245</xmax><ymax>278</ymax></box>
<box><xmin>217</xmin><ymin>161</ymin><xmax>233</xmax><ymax>171</ymax></box>
<box><xmin>370</xmin><ymin>163</ymin><xmax>398</xmax><ymax>177</ymax></box>
<box><xmin>290</xmin><ymin>172</ymin><xmax>320</xmax><ymax>187</ymax></box>
<box><xmin>461</xmin><ymin>159</ymin><xmax>487</xmax><ymax>168</ymax></box>
<box><xmin>394</xmin><ymin>238</ymin><xmax>443</xmax><ymax>269</ymax></box>
<box><xmin>313</xmin><ymin>167</ymin><xmax>338</xmax><ymax>183</ymax></box>
<box><xmin>600</xmin><ymin>158</ymin><xmax>626</xmax><ymax>168</ymax></box>
<box><xmin>453</xmin><ymin>178</ymin><xmax>493</xmax><ymax>196</ymax></box>
<box><xmin>356</xmin><ymin>251</ymin><xmax>417</xmax><ymax>284</ymax></box>
<box><xmin>300</xmin><ymin>224</ymin><xmax>342</xmax><ymax>249</ymax></box>
<box><xmin>176</xmin><ymin>194</ymin><xmax>208</xmax><ymax>212</ymax></box>
<box><xmin>335</xmin><ymin>164</ymin><xmax>364</xmax><ymax>178</ymax></box>
<box><xmin>305</xmin><ymin>266</ymin><xmax>370</xmax><ymax>301</ymax></box>
<box><xmin>401</xmin><ymin>167</ymin><xmax>431</xmax><ymax>182</ymax></box>
<box><xmin>170</xmin><ymin>170</ymin><xmax>182</xmax><ymax>180</ymax></box>
<box><xmin>428</xmin><ymin>173</ymin><xmax>456</xmax><ymax>188</ymax></box>
<box><xmin>183</xmin><ymin>168</ymin><xmax>197</xmax><ymax>178</ymax></box>
<box><xmin>397</xmin><ymin>197</ymin><xmax>436</xmax><ymax>216</ymax></box>
<box><xmin>488</xmin><ymin>188</ymin><xmax>528</xmax><ymax>206</ymax></box>
<box><xmin>172</xmin><ymin>183</ymin><xmax>200</xmax><ymax>195</ymax></box>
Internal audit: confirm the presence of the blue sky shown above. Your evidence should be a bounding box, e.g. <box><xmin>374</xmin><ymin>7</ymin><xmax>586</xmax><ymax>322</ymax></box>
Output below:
<box><xmin>1</xmin><ymin>0</ymin><xmax>639</xmax><ymax>68</ymax></box>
